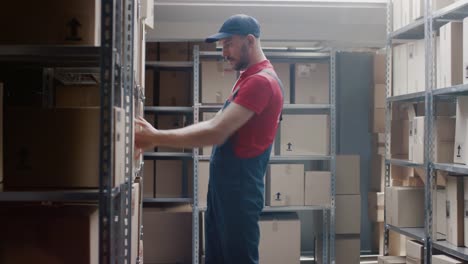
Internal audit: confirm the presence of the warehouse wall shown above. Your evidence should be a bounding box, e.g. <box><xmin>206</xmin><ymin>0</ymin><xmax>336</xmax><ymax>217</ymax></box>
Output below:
<box><xmin>336</xmin><ymin>51</ymin><xmax>373</xmax><ymax>252</ymax></box>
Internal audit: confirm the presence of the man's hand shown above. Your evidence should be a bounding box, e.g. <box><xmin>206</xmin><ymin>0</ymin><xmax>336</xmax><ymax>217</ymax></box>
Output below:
<box><xmin>135</xmin><ymin>116</ymin><xmax>158</xmax><ymax>150</ymax></box>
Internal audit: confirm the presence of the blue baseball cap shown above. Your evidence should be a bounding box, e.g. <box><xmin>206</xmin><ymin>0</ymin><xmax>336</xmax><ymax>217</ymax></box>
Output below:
<box><xmin>205</xmin><ymin>14</ymin><xmax>261</xmax><ymax>43</ymax></box>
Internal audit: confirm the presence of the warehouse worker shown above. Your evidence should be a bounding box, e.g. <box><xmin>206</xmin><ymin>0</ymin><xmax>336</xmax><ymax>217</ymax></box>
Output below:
<box><xmin>135</xmin><ymin>14</ymin><xmax>284</xmax><ymax>264</ymax></box>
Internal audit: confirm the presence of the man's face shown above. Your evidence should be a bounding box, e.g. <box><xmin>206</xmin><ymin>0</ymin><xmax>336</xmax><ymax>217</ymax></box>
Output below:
<box><xmin>220</xmin><ymin>35</ymin><xmax>250</xmax><ymax>71</ymax></box>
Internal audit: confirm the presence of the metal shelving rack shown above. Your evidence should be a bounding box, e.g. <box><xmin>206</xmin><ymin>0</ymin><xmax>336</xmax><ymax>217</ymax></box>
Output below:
<box><xmin>384</xmin><ymin>0</ymin><xmax>468</xmax><ymax>263</ymax></box>
<box><xmin>0</xmin><ymin>0</ymin><xmax>137</xmax><ymax>263</ymax></box>
<box><xmin>192</xmin><ymin>47</ymin><xmax>337</xmax><ymax>264</ymax></box>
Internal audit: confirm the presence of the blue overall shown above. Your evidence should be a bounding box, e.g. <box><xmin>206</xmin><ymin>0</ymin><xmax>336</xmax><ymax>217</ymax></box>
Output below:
<box><xmin>205</xmin><ymin>69</ymin><xmax>283</xmax><ymax>264</ymax></box>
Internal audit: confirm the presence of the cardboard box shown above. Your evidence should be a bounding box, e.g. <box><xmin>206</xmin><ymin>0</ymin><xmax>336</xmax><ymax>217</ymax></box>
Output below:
<box><xmin>406</xmin><ymin>240</ymin><xmax>424</xmax><ymax>261</ymax></box>
<box><xmin>407</xmin><ymin>257</ymin><xmax>424</xmax><ymax>264</ymax></box>
<box><xmin>259</xmin><ymin>213</ymin><xmax>300</xmax><ymax>264</ymax></box>
<box><xmin>0</xmin><ymin>0</ymin><xmax>100</xmax><ymax>45</ymax></box>
<box><xmin>407</xmin><ymin>40</ymin><xmax>426</xmax><ymax>93</ymax></box>
<box><xmin>0</xmin><ymin>205</ymin><xmax>98</xmax><ymax>264</ymax></box>
<box><xmin>393</xmin><ymin>0</ymin><xmax>402</xmax><ymax>31</ymax></box>
<box><xmin>374</xmin><ymin>53</ymin><xmax>387</xmax><ymax>84</ymax></box>
<box><xmin>389</xmin><ymin>229</ymin><xmax>408</xmax><ymax>256</ymax></box>
<box><xmin>198</xmin><ymin>161</ymin><xmax>210</xmax><ymax>209</ymax></box>
<box><xmin>370</xmin><ymin>154</ymin><xmax>385</xmax><ymax>192</ymax></box>
<box><xmin>438</xmin><ymin>188</ymin><xmax>448</xmax><ymax>238</ymax></box>
<box><xmin>432</xmin><ymin>255</ymin><xmax>465</xmax><ymax>264</ymax></box>
<box><xmin>131</xmin><ymin>183</ymin><xmax>141</xmax><ymax>264</ymax></box>
<box><xmin>336</xmin><ymin>194</ymin><xmax>361</xmax><ymax>234</ymax></box>
<box><xmin>156</xmin><ymin>115</ymin><xmax>190</xmax><ymax>152</ymax></box>
<box><xmin>5</xmin><ymin>107</ymin><xmax>124</xmax><ymax>188</ymax></box>
<box><xmin>386</xmin><ymin>187</ymin><xmax>425</xmax><ymax>227</ymax></box>
<box><xmin>155</xmin><ymin>160</ymin><xmax>193</xmax><ymax>198</ymax></box>
<box><xmin>266</xmin><ymin>164</ymin><xmax>305</xmax><ymax>206</ymax></box>
<box><xmin>304</xmin><ymin>171</ymin><xmax>330</xmax><ymax>206</ymax></box>
<box><xmin>454</xmin><ymin>97</ymin><xmax>468</xmax><ymax>164</ymax></box>
<box><xmin>368</xmin><ymin>192</ymin><xmax>384</xmax><ymax>222</ymax></box>
<box><xmin>145</xmin><ymin>69</ymin><xmax>154</xmax><ymax>106</ymax></box>
<box><xmin>464</xmin><ymin>18</ymin><xmax>468</xmax><ymax>85</ymax></box>
<box><xmin>143</xmin><ymin>209</ymin><xmax>192</xmax><ymax>264</ymax></box>
<box><xmin>373</xmin><ymin>222</ymin><xmax>384</xmax><ymax>254</ymax></box>
<box><xmin>159</xmin><ymin>71</ymin><xmax>191</xmax><ymax>106</ymax></box>
<box><xmin>272</xmin><ymin>62</ymin><xmax>291</xmax><ymax>103</ymax></box>
<box><xmin>393</xmin><ymin>44</ymin><xmax>408</xmax><ymax>96</ymax></box>
<box><xmin>201</xmin><ymin>61</ymin><xmax>237</xmax><ymax>104</ymax></box>
<box><xmin>447</xmin><ymin>177</ymin><xmax>464</xmax><ymax>246</ymax></box>
<box><xmin>401</xmin><ymin>0</ymin><xmax>412</xmax><ymax>28</ymax></box>
<box><xmin>412</xmin><ymin>117</ymin><xmax>455</xmax><ymax>163</ymax></box>
<box><xmin>433</xmin><ymin>0</ymin><xmax>456</xmax><ymax>11</ymax></box>
<box><xmin>392</xmin><ymin>119</ymin><xmax>410</xmax><ymax>157</ymax></box>
<box><xmin>336</xmin><ymin>155</ymin><xmax>360</xmax><ymax>195</ymax></box>
<box><xmin>295</xmin><ymin>63</ymin><xmax>329</xmax><ymax>104</ymax></box>
<box><xmin>439</xmin><ymin>22</ymin><xmax>463</xmax><ymax>88</ymax></box>
<box><xmin>374</xmin><ymin>107</ymin><xmax>386</xmax><ymax>133</ymax></box>
<box><xmin>378</xmin><ymin>256</ymin><xmax>406</xmax><ymax>264</ymax></box>
<box><xmin>280</xmin><ymin>115</ymin><xmax>329</xmax><ymax>156</ymax></box>
<box><xmin>412</xmin><ymin>0</ymin><xmax>424</xmax><ymax>20</ymax></box>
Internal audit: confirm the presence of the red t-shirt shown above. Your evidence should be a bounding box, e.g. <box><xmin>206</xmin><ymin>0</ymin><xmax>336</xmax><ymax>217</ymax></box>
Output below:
<box><xmin>228</xmin><ymin>60</ymin><xmax>283</xmax><ymax>158</ymax></box>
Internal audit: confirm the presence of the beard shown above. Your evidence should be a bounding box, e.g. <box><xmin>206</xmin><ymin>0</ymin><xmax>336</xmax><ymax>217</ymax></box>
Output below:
<box><xmin>232</xmin><ymin>43</ymin><xmax>250</xmax><ymax>71</ymax></box>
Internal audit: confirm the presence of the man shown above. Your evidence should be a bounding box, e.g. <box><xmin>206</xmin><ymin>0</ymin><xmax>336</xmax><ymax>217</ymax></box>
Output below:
<box><xmin>135</xmin><ymin>14</ymin><xmax>284</xmax><ymax>264</ymax></box>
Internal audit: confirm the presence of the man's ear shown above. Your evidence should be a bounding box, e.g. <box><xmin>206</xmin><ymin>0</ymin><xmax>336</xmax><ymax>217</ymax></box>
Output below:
<box><xmin>247</xmin><ymin>34</ymin><xmax>256</xmax><ymax>47</ymax></box>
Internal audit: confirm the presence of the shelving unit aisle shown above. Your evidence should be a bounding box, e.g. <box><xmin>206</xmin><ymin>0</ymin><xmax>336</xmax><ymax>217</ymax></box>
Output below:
<box><xmin>0</xmin><ymin>0</ymin><xmax>141</xmax><ymax>263</ymax></box>
<box><xmin>194</xmin><ymin>47</ymin><xmax>337</xmax><ymax>264</ymax></box>
<box><xmin>384</xmin><ymin>0</ymin><xmax>468</xmax><ymax>263</ymax></box>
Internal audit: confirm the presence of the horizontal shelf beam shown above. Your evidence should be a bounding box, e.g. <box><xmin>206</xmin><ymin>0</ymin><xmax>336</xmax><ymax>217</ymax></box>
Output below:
<box><xmin>144</xmin><ymin>106</ymin><xmax>193</xmax><ymax>114</ymax></box>
<box><xmin>0</xmin><ymin>189</ymin><xmax>101</xmax><ymax>202</ymax></box>
<box><xmin>198</xmin><ymin>155</ymin><xmax>331</xmax><ymax>162</ymax></box>
<box><xmin>433</xmin><ymin>84</ymin><xmax>468</xmax><ymax>97</ymax></box>
<box><xmin>144</xmin><ymin>152</ymin><xmax>193</xmax><ymax>160</ymax></box>
<box><xmin>433</xmin><ymin>0</ymin><xmax>468</xmax><ymax>22</ymax></box>
<box><xmin>143</xmin><ymin>197</ymin><xmax>193</xmax><ymax>204</ymax></box>
<box><xmin>387</xmin><ymin>91</ymin><xmax>426</xmax><ymax>102</ymax></box>
<box><xmin>145</xmin><ymin>61</ymin><xmax>194</xmax><ymax>70</ymax></box>
<box><xmin>433</xmin><ymin>240</ymin><xmax>468</xmax><ymax>261</ymax></box>
<box><xmin>433</xmin><ymin>163</ymin><xmax>468</xmax><ymax>175</ymax></box>
<box><xmin>387</xmin><ymin>158</ymin><xmax>424</xmax><ymax>168</ymax></box>
<box><xmin>387</xmin><ymin>225</ymin><xmax>425</xmax><ymax>242</ymax></box>
<box><xmin>198</xmin><ymin>205</ymin><xmax>329</xmax><ymax>212</ymax></box>
<box><xmin>389</xmin><ymin>19</ymin><xmax>425</xmax><ymax>40</ymax></box>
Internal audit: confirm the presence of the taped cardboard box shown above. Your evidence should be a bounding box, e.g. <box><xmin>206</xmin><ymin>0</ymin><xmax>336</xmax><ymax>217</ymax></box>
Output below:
<box><xmin>447</xmin><ymin>177</ymin><xmax>464</xmax><ymax>246</ymax></box>
<box><xmin>385</xmin><ymin>187</ymin><xmax>424</xmax><ymax>228</ymax></box>
<box><xmin>374</xmin><ymin>107</ymin><xmax>386</xmax><ymax>133</ymax></box>
<box><xmin>407</xmin><ymin>40</ymin><xmax>426</xmax><ymax>93</ymax></box>
<box><xmin>295</xmin><ymin>63</ymin><xmax>329</xmax><ymax>104</ymax></box>
<box><xmin>316</xmin><ymin>234</ymin><xmax>360</xmax><ymax>264</ymax></box>
<box><xmin>437</xmin><ymin>188</ymin><xmax>448</xmax><ymax>239</ymax></box>
<box><xmin>439</xmin><ymin>22</ymin><xmax>463</xmax><ymax>89</ymax></box>
<box><xmin>368</xmin><ymin>191</ymin><xmax>384</xmax><ymax>222</ymax></box>
<box><xmin>159</xmin><ymin>71</ymin><xmax>191</xmax><ymax>106</ymax></box>
<box><xmin>374</xmin><ymin>53</ymin><xmax>386</xmax><ymax>84</ymax></box>
<box><xmin>393</xmin><ymin>44</ymin><xmax>408</xmax><ymax>96</ymax></box>
<box><xmin>280</xmin><ymin>115</ymin><xmax>329</xmax><ymax>156</ymax></box>
<box><xmin>305</xmin><ymin>171</ymin><xmax>331</xmax><ymax>206</ymax></box>
<box><xmin>272</xmin><ymin>62</ymin><xmax>291</xmax><ymax>103</ymax></box>
<box><xmin>155</xmin><ymin>160</ymin><xmax>193</xmax><ymax>198</ymax></box>
<box><xmin>336</xmin><ymin>155</ymin><xmax>360</xmax><ymax>195</ymax></box>
<box><xmin>406</xmin><ymin>240</ymin><xmax>424</xmax><ymax>261</ymax></box>
<box><xmin>5</xmin><ymin>107</ymin><xmax>124</xmax><ymax>188</ymax></box>
<box><xmin>159</xmin><ymin>42</ymin><xmax>190</xmax><ymax>61</ymax></box>
<box><xmin>336</xmin><ymin>194</ymin><xmax>361</xmax><ymax>234</ymax></box>
<box><xmin>201</xmin><ymin>61</ymin><xmax>237</xmax><ymax>104</ymax></box>
<box><xmin>454</xmin><ymin>97</ymin><xmax>468</xmax><ymax>164</ymax></box>
<box><xmin>259</xmin><ymin>213</ymin><xmax>300</xmax><ymax>264</ymax></box>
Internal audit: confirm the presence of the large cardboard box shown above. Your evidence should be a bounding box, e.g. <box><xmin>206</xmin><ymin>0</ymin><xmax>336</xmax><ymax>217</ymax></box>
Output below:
<box><xmin>389</xmin><ymin>229</ymin><xmax>408</xmax><ymax>256</ymax></box>
<box><xmin>145</xmin><ymin>69</ymin><xmax>155</xmax><ymax>106</ymax></box>
<box><xmin>336</xmin><ymin>194</ymin><xmax>361</xmax><ymax>234</ymax></box>
<box><xmin>412</xmin><ymin>0</ymin><xmax>424</xmax><ymax>20</ymax></box>
<box><xmin>447</xmin><ymin>177</ymin><xmax>464</xmax><ymax>246</ymax></box>
<box><xmin>406</xmin><ymin>240</ymin><xmax>424</xmax><ymax>261</ymax></box>
<box><xmin>393</xmin><ymin>44</ymin><xmax>408</xmax><ymax>96</ymax></box>
<box><xmin>280</xmin><ymin>115</ymin><xmax>329</xmax><ymax>156</ymax></box>
<box><xmin>412</xmin><ymin>117</ymin><xmax>455</xmax><ymax>163</ymax></box>
<box><xmin>433</xmin><ymin>0</ymin><xmax>456</xmax><ymax>11</ymax></box>
<box><xmin>259</xmin><ymin>213</ymin><xmax>300</xmax><ymax>264</ymax></box>
<box><xmin>55</xmin><ymin>84</ymin><xmax>100</xmax><ymax>107</ymax></box>
<box><xmin>374</xmin><ymin>107</ymin><xmax>386</xmax><ymax>133</ymax></box>
<box><xmin>201</xmin><ymin>61</ymin><xmax>237</xmax><ymax>104</ymax></box>
<box><xmin>295</xmin><ymin>63</ymin><xmax>329</xmax><ymax>104</ymax></box>
<box><xmin>374</xmin><ymin>84</ymin><xmax>386</xmax><ymax>108</ymax></box>
<box><xmin>393</xmin><ymin>0</ymin><xmax>402</xmax><ymax>31</ymax></box>
<box><xmin>464</xmin><ymin>18</ymin><xmax>468</xmax><ymax>85</ymax></box>
<box><xmin>386</xmin><ymin>187</ymin><xmax>425</xmax><ymax>227</ymax></box>
<box><xmin>0</xmin><ymin>205</ymin><xmax>98</xmax><ymax>264</ymax></box>
<box><xmin>304</xmin><ymin>171</ymin><xmax>331</xmax><ymax>206</ymax></box>
<box><xmin>368</xmin><ymin>192</ymin><xmax>384</xmax><ymax>222</ymax></box>
<box><xmin>5</xmin><ymin>107</ymin><xmax>124</xmax><ymax>188</ymax></box>
<box><xmin>400</xmin><ymin>0</ymin><xmax>412</xmax><ymax>28</ymax></box>
<box><xmin>439</xmin><ymin>22</ymin><xmax>463</xmax><ymax>89</ymax></box>
<box><xmin>0</xmin><ymin>0</ymin><xmax>100</xmax><ymax>45</ymax></box>
<box><xmin>407</xmin><ymin>40</ymin><xmax>426</xmax><ymax>93</ymax></box>
<box><xmin>201</xmin><ymin>112</ymin><xmax>217</xmax><ymax>156</ymax></box>
<box><xmin>374</xmin><ymin>53</ymin><xmax>387</xmax><ymax>84</ymax></box>
<box><xmin>143</xmin><ymin>209</ymin><xmax>192</xmax><ymax>264</ymax></box>
<box><xmin>378</xmin><ymin>256</ymin><xmax>406</xmax><ymax>264</ymax></box>
<box><xmin>438</xmin><ymin>188</ymin><xmax>448</xmax><ymax>238</ymax></box>
<box><xmin>156</xmin><ymin>115</ymin><xmax>190</xmax><ymax>152</ymax></box>
<box><xmin>266</xmin><ymin>164</ymin><xmax>305</xmax><ymax>206</ymax></box>
<box><xmin>454</xmin><ymin>97</ymin><xmax>468</xmax><ymax>164</ymax></box>
<box><xmin>336</xmin><ymin>155</ymin><xmax>360</xmax><ymax>195</ymax></box>
<box><xmin>370</xmin><ymin>154</ymin><xmax>385</xmax><ymax>192</ymax></box>
<box><xmin>272</xmin><ymin>62</ymin><xmax>291</xmax><ymax>103</ymax></box>
<box><xmin>198</xmin><ymin>161</ymin><xmax>210</xmax><ymax>209</ymax></box>
<box><xmin>432</xmin><ymin>255</ymin><xmax>466</xmax><ymax>264</ymax></box>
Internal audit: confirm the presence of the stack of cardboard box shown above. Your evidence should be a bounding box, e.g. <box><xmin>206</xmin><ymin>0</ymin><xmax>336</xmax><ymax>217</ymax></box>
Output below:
<box><xmin>393</xmin><ymin>0</ymin><xmax>456</xmax><ymax>32</ymax></box>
